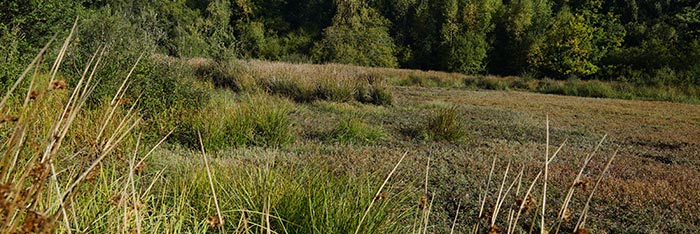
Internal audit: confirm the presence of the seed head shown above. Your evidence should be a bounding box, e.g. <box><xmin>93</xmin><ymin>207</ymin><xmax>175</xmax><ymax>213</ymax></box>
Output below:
<box><xmin>374</xmin><ymin>192</ymin><xmax>386</xmax><ymax>202</ymax></box>
<box><xmin>0</xmin><ymin>183</ymin><xmax>13</xmax><ymax>218</ymax></box>
<box><xmin>117</xmin><ymin>98</ymin><xmax>132</xmax><ymax>105</ymax></box>
<box><xmin>20</xmin><ymin>210</ymin><xmax>55</xmax><ymax>233</ymax></box>
<box><xmin>86</xmin><ymin>166</ymin><xmax>100</xmax><ymax>183</ymax></box>
<box><xmin>134</xmin><ymin>161</ymin><xmax>146</xmax><ymax>175</ymax></box>
<box><xmin>110</xmin><ymin>194</ymin><xmax>123</xmax><ymax>206</ymax></box>
<box><xmin>29</xmin><ymin>90</ymin><xmax>42</xmax><ymax>100</ymax></box>
<box><xmin>574</xmin><ymin>179</ymin><xmax>590</xmax><ymax>191</ymax></box>
<box><xmin>29</xmin><ymin>163</ymin><xmax>47</xmax><ymax>184</ymax></box>
<box><xmin>50</xmin><ymin>80</ymin><xmax>67</xmax><ymax>90</ymax></box>
<box><xmin>489</xmin><ymin>225</ymin><xmax>502</xmax><ymax>234</ymax></box>
<box><xmin>515</xmin><ymin>195</ymin><xmax>536</xmax><ymax>215</ymax></box>
<box><xmin>207</xmin><ymin>215</ymin><xmax>223</xmax><ymax>228</ymax></box>
<box><xmin>562</xmin><ymin>208</ymin><xmax>572</xmax><ymax>222</ymax></box>
<box><xmin>419</xmin><ymin>196</ymin><xmax>427</xmax><ymax>209</ymax></box>
<box><xmin>0</xmin><ymin>115</ymin><xmax>19</xmax><ymax>124</ymax></box>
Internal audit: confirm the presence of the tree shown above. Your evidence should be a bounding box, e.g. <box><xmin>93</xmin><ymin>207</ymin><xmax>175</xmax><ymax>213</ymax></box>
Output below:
<box><xmin>312</xmin><ymin>0</ymin><xmax>398</xmax><ymax>67</ymax></box>
<box><xmin>528</xmin><ymin>2</ymin><xmax>625</xmax><ymax>79</ymax></box>
<box><xmin>489</xmin><ymin>0</ymin><xmax>552</xmax><ymax>75</ymax></box>
<box><xmin>436</xmin><ymin>0</ymin><xmax>500</xmax><ymax>74</ymax></box>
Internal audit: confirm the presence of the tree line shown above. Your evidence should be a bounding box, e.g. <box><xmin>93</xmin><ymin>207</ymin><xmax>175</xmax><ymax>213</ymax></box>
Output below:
<box><xmin>2</xmin><ymin>0</ymin><xmax>699</xmax><ymax>86</ymax></box>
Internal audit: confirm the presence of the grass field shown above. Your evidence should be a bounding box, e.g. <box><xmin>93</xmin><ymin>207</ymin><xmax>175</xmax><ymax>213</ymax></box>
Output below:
<box><xmin>2</xmin><ymin>50</ymin><xmax>698</xmax><ymax>233</ymax></box>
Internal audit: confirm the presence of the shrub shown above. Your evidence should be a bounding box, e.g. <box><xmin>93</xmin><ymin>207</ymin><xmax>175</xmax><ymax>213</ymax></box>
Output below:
<box><xmin>247</xmin><ymin>97</ymin><xmax>296</xmax><ymax>147</ymax></box>
<box><xmin>193</xmin><ymin>59</ymin><xmax>255</xmax><ymax>92</ymax></box>
<box><xmin>131</xmin><ymin>58</ymin><xmax>211</xmax><ymax>119</ymax></box>
<box><xmin>312</xmin><ymin>2</ymin><xmax>398</xmax><ymax>68</ymax></box>
<box><xmin>539</xmin><ymin>78</ymin><xmax>615</xmax><ymax>98</ymax></box>
<box><xmin>356</xmin><ymin>83</ymin><xmax>393</xmax><ymax>106</ymax></box>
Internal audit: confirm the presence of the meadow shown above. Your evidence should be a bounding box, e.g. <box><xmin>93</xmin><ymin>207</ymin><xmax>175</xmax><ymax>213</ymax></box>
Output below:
<box><xmin>1</xmin><ymin>36</ymin><xmax>699</xmax><ymax>233</ymax></box>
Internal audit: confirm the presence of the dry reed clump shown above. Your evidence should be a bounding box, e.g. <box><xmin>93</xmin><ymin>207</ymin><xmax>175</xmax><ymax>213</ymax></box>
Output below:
<box><xmin>0</xmin><ymin>22</ymin><xmax>168</xmax><ymax>233</ymax></box>
<box><xmin>190</xmin><ymin>59</ymin><xmax>394</xmax><ymax>105</ymax></box>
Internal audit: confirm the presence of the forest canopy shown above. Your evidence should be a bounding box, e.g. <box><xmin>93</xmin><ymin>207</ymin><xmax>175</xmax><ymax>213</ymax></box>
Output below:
<box><xmin>2</xmin><ymin>0</ymin><xmax>699</xmax><ymax>86</ymax></box>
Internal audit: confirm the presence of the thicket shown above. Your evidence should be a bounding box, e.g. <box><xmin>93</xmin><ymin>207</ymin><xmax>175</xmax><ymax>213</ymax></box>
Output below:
<box><xmin>2</xmin><ymin>0</ymin><xmax>700</xmax><ymax>90</ymax></box>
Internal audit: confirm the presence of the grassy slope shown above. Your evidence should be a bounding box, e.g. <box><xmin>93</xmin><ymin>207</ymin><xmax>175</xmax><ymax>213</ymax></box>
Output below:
<box><xmin>184</xmin><ymin>59</ymin><xmax>700</xmax><ymax>232</ymax></box>
<box><xmin>3</xmin><ymin>56</ymin><xmax>698</xmax><ymax>233</ymax></box>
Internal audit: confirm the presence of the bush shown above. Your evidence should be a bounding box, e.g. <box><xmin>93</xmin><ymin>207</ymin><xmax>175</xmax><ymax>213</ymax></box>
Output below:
<box><xmin>316</xmin><ymin>78</ymin><xmax>356</xmax><ymax>102</ymax></box>
<box><xmin>259</xmin><ymin>75</ymin><xmax>316</xmax><ymax>102</ymax></box>
<box><xmin>312</xmin><ymin>2</ymin><xmax>398</xmax><ymax>68</ymax></box>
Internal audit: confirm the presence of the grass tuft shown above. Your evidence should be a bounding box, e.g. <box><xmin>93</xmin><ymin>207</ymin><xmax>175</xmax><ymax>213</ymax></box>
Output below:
<box><xmin>174</xmin><ymin>92</ymin><xmax>295</xmax><ymax>150</ymax></box>
<box><xmin>423</xmin><ymin>106</ymin><xmax>467</xmax><ymax>142</ymax></box>
<box><xmin>324</xmin><ymin>116</ymin><xmax>387</xmax><ymax>144</ymax></box>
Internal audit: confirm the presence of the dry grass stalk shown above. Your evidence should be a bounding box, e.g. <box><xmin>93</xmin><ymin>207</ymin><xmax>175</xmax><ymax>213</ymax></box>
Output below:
<box><xmin>418</xmin><ymin>154</ymin><xmax>432</xmax><ymax>233</ymax></box>
<box><xmin>354</xmin><ymin>151</ymin><xmax>407</xmax><ymax>234</ymax></box>
<box><xmin>449</xmin><ymin>199</ymin><xmax>462</xmax><ymax>234</ymax></box>
<box><xmin>574</xmin><ymin>149</ymin><xmax>618</xmax><ymax>231</ymax></box>
<box><xmin>198</xmin><ymin>131</ymin><xmax>224</xmax><ymax>230</ymax></box>
<box><xmin>473</xmin><ymin>155</ymin><xmax>498</xmax><ymax>233</ymax></box>
<box><xmin>553</xmin><ymin>135</ymin><xmax>607</xmax><ymax>234</ymax></box>
<box><xmin>423</xmin><ymin>194</ymin><xmax>435</xmax><ymax>234</ymax></box>
<box><xmin>491</xmin><ymin>162</ymin><xmax>517</xmax><ymax>227</ymax></box>
<box><xmin>508</xmin><ymin>171</ymin><xmax>541</xmax><ymax>234</ymax></box>
<box><xmin>541</xmin><ymin>116</ymin><xmax>550</xmax><ymax>234</ymax></box>
<box><xmin>48</xmin><ymin>17</ymin><xmax>78</xmax><ymax>85</ymax></box>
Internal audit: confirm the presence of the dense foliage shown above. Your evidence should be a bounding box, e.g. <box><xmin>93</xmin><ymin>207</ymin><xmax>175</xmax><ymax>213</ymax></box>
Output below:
<box><xmin>2</xmin><ymin>0</ymin><xmax>699</xmax><ymax>86</ymax></box>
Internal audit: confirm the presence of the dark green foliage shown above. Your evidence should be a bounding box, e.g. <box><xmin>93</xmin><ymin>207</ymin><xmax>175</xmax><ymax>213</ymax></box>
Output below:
<box><xmin>0</xmin><ymin>0</ymin><xmax>82</xmax><ymax>88</ymax></box>
<box><xmin>312</xmin><ymin>0</ymin><xmax>399</xmax><ymax>68</ymax></box>
<box><xmin>528</xmin><ymin>4</ymin><xmax>625</xmax><ymax>79</ymax></box>
<box><xmin>2</xmin><ymin>0</ymin><xmax>700</xmax><ymax>101</ymax></box>
<box><xmin>131</xmin><ymin>59</ymin><xmax>211</xmax><ymax>119</ymax></box>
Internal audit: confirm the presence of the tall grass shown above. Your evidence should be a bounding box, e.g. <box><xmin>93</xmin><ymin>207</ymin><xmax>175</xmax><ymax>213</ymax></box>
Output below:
<box><xmin>1</xmin><ymin>26</ymin><xmax>621</xmax><ymax>233</ymax></box>
<box><xmin>423</xmin><ymin>106</ymin><xmax>468</xmax><ymax>143</ymax></box>
<box><xmin>467</xmin><ymin>121</ymin><xmax>617</xmax><ymax>234</ymax></box>
<box><xmin>0</xmin><ymin>23</ymin><xmax>148</xmax><ymax>233</ymax></box>
<box><xmin>174</xmin><ymin>90</ymin><xmax>296</xmax><ymax>151</ymax></box>
<box><xmin>189</xmin><ymin>59</ymin><xmax>394</xmax><ymax>105</ymax></box>
<box><xmin>324</xmin><ymin>116</ymin><xmax>388</xmax><ymax>144</ymax></box>
<box><xmin>0</xmin><ymin>27</ymin><xmax>417</xmax><ymax>233</ymax></box>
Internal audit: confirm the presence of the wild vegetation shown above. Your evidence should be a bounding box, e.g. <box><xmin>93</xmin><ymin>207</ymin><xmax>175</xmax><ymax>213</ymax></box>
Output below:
<box><xmin>2</xmin><ymin>0</ymin><xmax>700</xmax><ymax>233</ymax></box>
<box><xmin>2</xmin><ymin>32</ymin><xmax>699</xmax><ymax>232</ymax></box>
